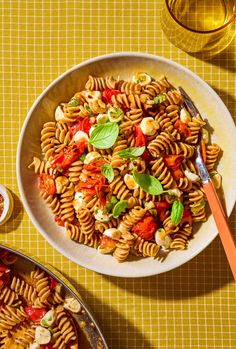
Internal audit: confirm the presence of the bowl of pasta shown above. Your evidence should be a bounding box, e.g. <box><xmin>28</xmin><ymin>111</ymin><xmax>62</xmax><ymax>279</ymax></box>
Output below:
<box><xmin>0</xmin><ymin>243</ymin><xmax>108</xmax><ymax>348</ymax></box>
<box><xmin>17</xmin><ymin>52</ymin><xmax>236</xmax><ymax>277</ymax></box>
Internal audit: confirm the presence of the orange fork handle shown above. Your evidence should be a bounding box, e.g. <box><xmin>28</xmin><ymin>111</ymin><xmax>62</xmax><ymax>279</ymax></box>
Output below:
<box><xmin>203</xmin><ymin>181</ymin><xmax>236</xmax><ymax>280</ymax></box>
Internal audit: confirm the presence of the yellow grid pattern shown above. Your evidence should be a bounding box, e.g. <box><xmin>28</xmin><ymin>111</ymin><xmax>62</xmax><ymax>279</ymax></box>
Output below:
<box><xmin>0</xmin><ymin>0</ymin><xmax>236</xmax><ymax>348</ymax></box>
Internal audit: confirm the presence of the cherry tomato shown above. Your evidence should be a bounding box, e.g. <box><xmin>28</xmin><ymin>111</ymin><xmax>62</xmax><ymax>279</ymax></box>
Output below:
<box><xmin>49</xmin><ymin>275</ymin><xmax>58</xmax><ymax>290</ymax></box>
<box><xmin>76</xmin><ymin>174</ymin><xmax>106</xmax><ymax>205</ymax></box>
<box><xmin>69</xmin><ymin>117</ymin><xmax>92</xmax><ymax>136</ymax></box>
<box><xmin>99</xmin><ymin>236</ymin><xmax>116</xmax><ymax>250</ymax></box>
<box><xmin>54</xmin><ymin>215</ymin><xmax>65</xmax><ymax>227</ymax></box>
<box><xmin>102</xmin><ymin>89</ymin><xmax>122</xmax><ymax>104</ymax></box>
<box><xmin>163</xmin><ymin>155</ymin><xmax>184</xmax><ymax>168</ymax></box>
<box><xmin>200</xmin><ymin>139</ymin><xmax>207</xmax><ymax>163</ymax></box>
<box><xmin>38</xmin><ymin>174</ymin><xmax>56</xmax><ymax>195</ymax></box>
<box><xmin>25</xmin><ymin>306</ymin><xmax>47</xmax><ymax>322</ymax></box>
<box><xmin>174</xmin><ymin>120</ymin><xmax>191</xmax><ymax>138</ymax></box>
<box><xmin>163</xmin><ymin>155</ymin><xmax>184</xmax><ymax>180</ymax></box>
<box><xmin>51</xmin><ymin>141</ymin><xmax>86</xmax><ymax>171</ymax></box>
<box><xmin>84</xmin><ymin>159</ymin><xmax>105</xmax><ymax>172</ymax></box>
<box><xmin>180</xmin><ymin>208</ymin><xmax>193</xmax><ymax>226</ymax></box>
<box><xmin>134</xmin><ymin>126</ymin><xmax>146</xmax><ymax>146</ymax></box>
<box><xmin>154</xmin><ymin>201</ymin><xmax>171</xmax><ymax>222</ymax></box>
<box><xmin>132</xmin><ymin>215</ymin><xmax>158</xmax><ymax>241</ymax></box>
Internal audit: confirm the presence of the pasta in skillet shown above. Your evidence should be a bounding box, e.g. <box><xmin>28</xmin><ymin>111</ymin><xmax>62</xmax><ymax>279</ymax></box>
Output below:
<box><xmin>28</xmin><ymin>72</ymin><xmax>222</xmax><ymax>261</ymax></box>
<box><xmin>0</xmin><ymin>249</ymin><xmax>82</xmax><ymax>349</ymax></box>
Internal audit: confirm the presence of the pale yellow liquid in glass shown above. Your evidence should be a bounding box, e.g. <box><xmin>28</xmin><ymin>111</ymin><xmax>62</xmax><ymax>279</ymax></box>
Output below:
<box><xmin>170</xmin><ymin>0</ymin><xmax>228</xmax><ymax>31</ymax></box>
<box><xmin>162</xmin><ymin>0</ymin><xmax>235</xmax><ymax>56</ymax></box>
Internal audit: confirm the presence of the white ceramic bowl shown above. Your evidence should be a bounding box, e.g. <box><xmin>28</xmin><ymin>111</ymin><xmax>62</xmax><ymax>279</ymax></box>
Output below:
<box><xmin>17</xmin><ymin>53</ymin><xmax>236</xmax><ymax>277</ymax></box>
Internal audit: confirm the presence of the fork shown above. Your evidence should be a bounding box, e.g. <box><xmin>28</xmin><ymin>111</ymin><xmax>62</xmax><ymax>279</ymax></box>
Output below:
<box><xmin>179</xmin><ymin>86</ymin><xmax>236</xmax><ymax>280</ymax></box>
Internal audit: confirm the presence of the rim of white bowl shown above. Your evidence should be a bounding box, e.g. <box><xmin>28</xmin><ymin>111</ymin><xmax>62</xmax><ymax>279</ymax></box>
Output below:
<box><xmin>16</xmin><ymin>52</ymin><xmax>236</xmax><ymax>277</ymax></box>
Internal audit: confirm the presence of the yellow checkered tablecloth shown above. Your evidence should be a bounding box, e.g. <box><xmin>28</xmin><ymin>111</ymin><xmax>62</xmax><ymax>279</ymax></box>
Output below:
<box><xmin>0</xmin><ymin>0</ymin><xmax>236</xmax><ymax>348</ymax></box>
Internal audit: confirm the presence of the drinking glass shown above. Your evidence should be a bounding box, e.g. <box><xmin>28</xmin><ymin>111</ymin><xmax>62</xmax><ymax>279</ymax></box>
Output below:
<box><xmin>161</xmin><ymin>0</ymin><xmax>236</xmax><ymax>57</ymax></box>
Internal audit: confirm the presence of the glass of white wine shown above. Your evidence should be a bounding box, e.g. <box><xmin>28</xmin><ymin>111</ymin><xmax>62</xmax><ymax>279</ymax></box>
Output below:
<box><xmin>161</xmin><ymin>0</ymin><xmax>236</xmax><ymax>57</ymax></box>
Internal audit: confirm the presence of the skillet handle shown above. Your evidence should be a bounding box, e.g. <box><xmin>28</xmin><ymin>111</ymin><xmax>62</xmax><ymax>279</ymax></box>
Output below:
<box><xmin>203</xmin><ymin>181</ymin><xmax>236</xmax><ymax>280</ymax></box>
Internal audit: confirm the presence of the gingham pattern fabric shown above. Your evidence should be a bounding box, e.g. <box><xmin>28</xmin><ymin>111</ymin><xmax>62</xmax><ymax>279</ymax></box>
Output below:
<box><xmin>0</xmin><ymin>1</ymin><xmax>235</xmax><ymax>348</ymax></box>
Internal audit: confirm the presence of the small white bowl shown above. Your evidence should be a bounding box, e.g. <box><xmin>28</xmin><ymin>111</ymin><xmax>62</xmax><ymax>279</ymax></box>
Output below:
<box><xmin>17</xmin><ymin>53</ymin><xmax>236</xmax><ymax>277</ymax></box>
<box><xmin>0</xmin><ymin>185</ymin><xmax>14</xmax><ymax>225</ymax></box>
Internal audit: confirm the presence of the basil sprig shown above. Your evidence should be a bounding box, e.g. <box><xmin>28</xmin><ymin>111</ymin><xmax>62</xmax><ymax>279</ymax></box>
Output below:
<box><xmin>117</xmin><ymin>146</ymin><xmax>145</xmax><ymax>159</ymax></box>
<box><xmin>101</xmin><ymin>164</ymin><xmax>114</xmax><ymax>183</ymax></box>
<box><xmin>133</xmin><ymin>171</ymin><xmax>164</xmax><ymax>195</ymax></box>
<box><xmin>171</xmin><ymin>200</ymin><xmax>184</xmax><ymax>225</ymax></box>
<box><xmin>112</xmin><ymin>200</ymin><xmax>128</xmax><ymax>218</ymax></box>
<box><xmin>89</xmin><ymin>122</ymin><xmax>119</xmax><ymax>149</ymax></box>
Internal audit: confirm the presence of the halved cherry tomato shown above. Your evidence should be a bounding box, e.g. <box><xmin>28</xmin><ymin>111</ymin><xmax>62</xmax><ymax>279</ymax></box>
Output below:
<box><xmin>154</xmin><ymin>201</ymin><xmax>171</xmax><ymax>222</ymax></box>
<box><xmin>49</xmin><ymin>275</ymin><xmax>58</xmax><ymax>290</ymax></box>
<box><xmin>134</xmin><ymin>126</ymin><xmax>146</xmax><ymax>147</ymax></box>
<box><xmin>163</xmin><ymin>155</ymin><xmax>184</xmax><ymax>180</ymax></box>
<box><xmin>38</xmin><ymin>174</ymin><xmax>56</xmax><ymax>195</ymax></box>
<box><xmin>171</xmin><ymin>167</ymin><xmax>184</xmax><ymax>180</ymax></box>
<box><xmin>132</xmin><ymin>215</ymin><xmax>158</xmax><ymax>241</ymax></box>
<box><xmin>102</xmin><ymin>89</ymin><xmax>122</xmax><ymax>104</ymax></box>
<box><xmin>25</xmin><ymin>306</ymin><xmax>47</xmax><ymax>322</ymax></box>
<box><xmin>54</xmin><ymin>215</ymin><xmax>65</xmax><ymax>227</ymax></box>
<box><xmin>163</xmin><ymin>155</ymin><xmax>184</xmax><ymax>168</ymax></box>
<box><xmin>141</xmin><ymin>149</ymin><xmax>152</xmax><ymax>164</ymax></box>
<box><xmin>84</xmin><ymin>159</ymin><xmax>105</xmax><ymax>172</ymax></box>
<box><xmin>200</xmin><ymin>139</ymin><xmax>207</xmax><ymax>163</ymax></box>
<box><xmin>180</xmin><ymin>208</ymin><xmax>193</xmax><ymax>226</ymax></box>
<box><xmin>174</xmin><ymin>120</ymin><xmax>191</xmax><ymax>138</ymax></box>
<box><xmin>76</xmin><ymin>174</ymin><xmax>107</xmax><ymax>205</ymax></box>
<box><xmin>69</xmin><ymin>117</ymin><xmax>92</xmax><ymax>136</ymax></box>
<box><xmin>51</xmin><ymin>141</ymin><xmax>86</xmax><ymax>171</ymax></box>
<box><xmin>99</xmin><ymin>236</ymin><xmax>116</xmax><ymax>250</ymax></box>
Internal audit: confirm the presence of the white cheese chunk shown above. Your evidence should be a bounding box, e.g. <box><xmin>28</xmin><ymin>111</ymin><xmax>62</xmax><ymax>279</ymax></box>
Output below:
<box><xmin>103</xmin><ymin>228</ymin><xmax>121</xmax><ymax>241</ymax></box>
<box><xmin>64</xmin><ymin>297</ymin><xmax>81</xmax><ymax>313</ymax></box>
<box><xmin>84</xmin><ymin>151</ymin><xmax>101</xmax><ymax>165</ymax></box>
<box><xmin>133</xmin><ymin>72</ymin><xmax>152</xmax><ymax>86</ymax></box>
<box><xmin>180</xmin><ymin>108</ymin><xmax>191</xmax><ymax>124</ymax></box>
<box><xmin>94</xmin><ymin>207</ymin><xmax>111</xmax><ymax>222</ymax></box>
<box><xmin>73</xmin><ymin>130</ymin><xmax>89</xmax><ymax>143</ymax></box>
<box><xmin>98</xmin><ymin>246</ymin><xmax>115</xmax><ymax>254</ymax></box>
<box><xmin>35</xmin><ymin>326</ymin><xmax>51</xmax><ymax>345</ymax></box>
<box><xmin>124</xmin><ymin>174</ymin><xmax>139</xmax><ymax>190</ymax></box>
<box><xmin>28</xmin><ymin>343</ymin><xmax>40</xmax><ymax>349</ymax></box>
<box><xmin>40</xmin><ymin>310</ymin><xmax>56</xmax><ymax>327</ymax></box>
<box><xmin>97</xmin><ymin>113</ymin><xmax>108</xmax><ymax>124</ymax></box>
<box><xmin>73</xmin><ymin>191</ymin><xmax>84</xmax><ymax>211</ymax></box>
<box><xmin>140</xmin><ymin>117</ymin><xmax>159</xmax><ymax>136</ymax></box>
<box><xmin>55</xmin><ymin>105</ymin><xmax>65</xmax><ymax>121</ymax></box>
<box><xmin>184</xmin><ymin>170</ymin><xmax>200</xmax><ymax>182</ymax></box>
<box><xmin>155</xmin><ymin>229</ymin><xmax>172</xmax><ymax>250</ymax></box>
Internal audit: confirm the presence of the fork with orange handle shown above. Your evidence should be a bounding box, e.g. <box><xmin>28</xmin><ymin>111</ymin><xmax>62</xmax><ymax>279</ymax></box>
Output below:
<box><xmin>179</xmin><ymin>87</ymin><xmax>236</xmax><ymax>280</ymax></box>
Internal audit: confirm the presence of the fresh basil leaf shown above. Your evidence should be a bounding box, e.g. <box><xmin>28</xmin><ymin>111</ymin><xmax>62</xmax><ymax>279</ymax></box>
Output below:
<box><xmin>171</xmin><ymin>200</ymin><xmax>184</xmax><ymax>225</ymax></box>
<box><xmin>101</xmin><ymin>164</ymin><xmax>114</xmax><ymax>183</ymax></box>
<box><xmin>153</xmin><ymin>94</ymin><xmax>166</xmax><ymax>105</ymax></box>
<box><xmin>111</xmin><ymin>196</ymin><xmax>118</xmax><ymax>205</ymax></box>
<box><xmin>133</xmin><ymin>171</ymin><xmax>164</xmax><ymax>195</ymax></box>
<box><xmin>79</xmin><ymin>154</ymin><xmax>86</xmax><ymax>162</ymax></box>
<box><xmin>89</xmin><ymin>122</ymin><xmax>119</xmax><ymax>149</ymax></box>
<box><xmin>117</xmin><ymin>146</ymin><xmax>145</xmax><ymax>159</ymax></box>
<box><xmin>112</xmin><ymin>200</ymin><xmax>128</xmax><ymax>218</ymax></box>
<box><xmin>68</xmin><ymin>99</ymin><xmax>79</xmax><ymax>107</ymax></box>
